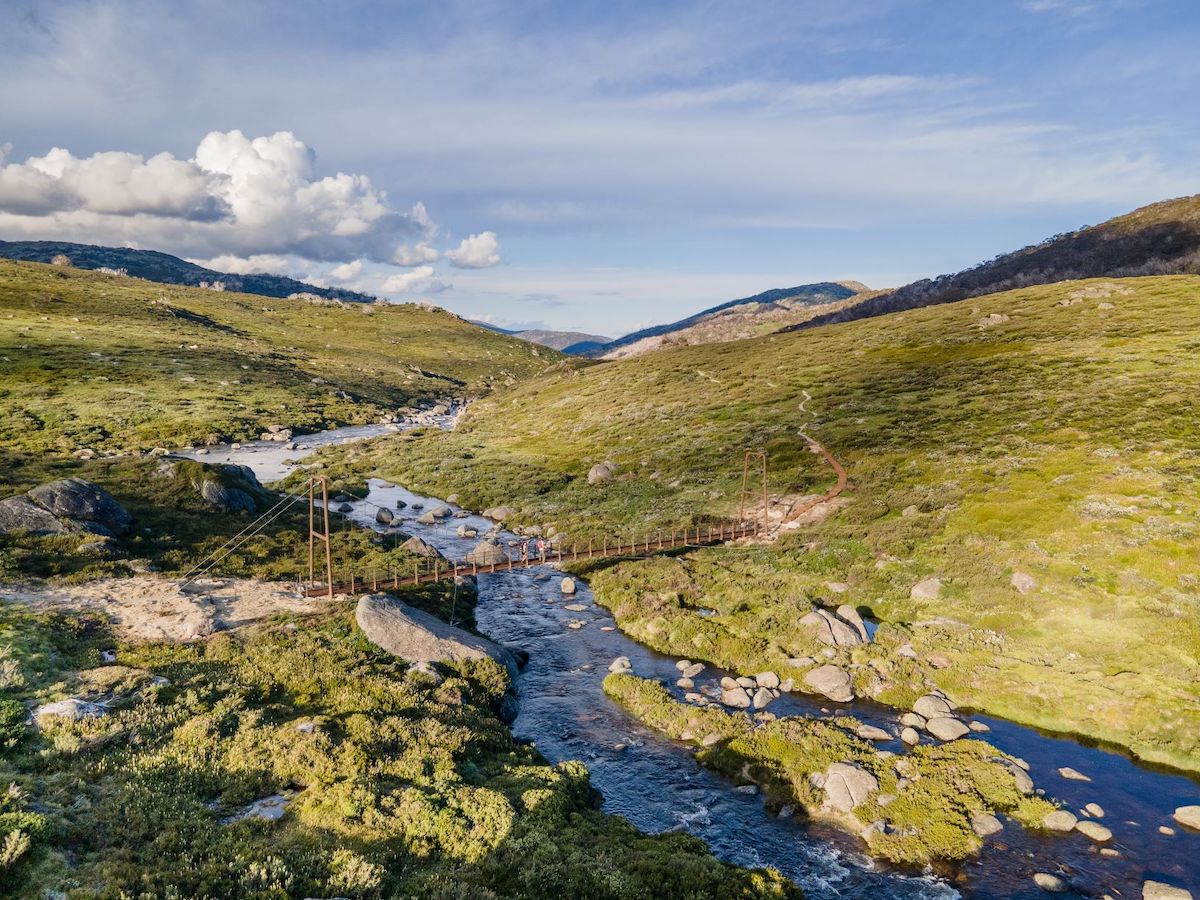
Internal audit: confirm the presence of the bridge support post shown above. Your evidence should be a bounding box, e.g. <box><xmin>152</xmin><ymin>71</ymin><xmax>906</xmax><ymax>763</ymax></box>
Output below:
<box><xmin>308</xmin><ymin>476</ymin><xmax>334</xmax><ymax>602</ymax></box>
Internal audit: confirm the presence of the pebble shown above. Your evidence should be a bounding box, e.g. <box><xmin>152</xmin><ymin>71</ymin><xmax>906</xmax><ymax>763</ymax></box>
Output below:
<box><xmin>968</xmin><ymin>720</ymin><xmax>990</xmax><ymax>733</ymax></box>
<box><xmin>1058</xmin><ymin>766</ymin><xmax>1091</xmax><ymax>782</ymax></box>
<box><xmin>1074</xmin><ymin>819</ymin><xmax>1112</xmax><ymax>842</ymax></box>
<box><xmin>1032</xmin><ymin>873</ymin><xmax>1067</xmax><ymax>893</ymax></box>
<box><xmin>1043</xmin><ymin>810</ymin><xmax>1078</xmax><ymax>832</ymax></box>
<box><xmin>1083</xmin><ymin>802</ymin><xmax>1104</xmax><ymax>818</ymax></box>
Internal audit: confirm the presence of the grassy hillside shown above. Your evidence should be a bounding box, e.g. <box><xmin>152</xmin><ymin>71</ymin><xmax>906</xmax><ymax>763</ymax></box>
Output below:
<box><xmin>318</xmin><ymin>275</ymin><xmax>1200</xmax><ymax>772</ymax></box>
<box><xmin>0</xmin><ymin>600</ymin><xmax>798</xmax><ymax>898</ymax></box>
<box><xmin>0</xmin><ymin>259</ymin><xmax>561</xmax><ymax>455</ymax></box>
<box><xmin>789</xmin><ymin>193</ymin><xmax>1200</xmax><ymax>331</ymax></box>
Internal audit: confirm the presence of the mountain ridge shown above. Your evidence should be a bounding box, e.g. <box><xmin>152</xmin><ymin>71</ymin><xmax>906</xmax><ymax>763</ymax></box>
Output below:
<box><xmin>0</xmin><ymin>239</ymin><xmax>376</xmax><ymax>304</ymax></box>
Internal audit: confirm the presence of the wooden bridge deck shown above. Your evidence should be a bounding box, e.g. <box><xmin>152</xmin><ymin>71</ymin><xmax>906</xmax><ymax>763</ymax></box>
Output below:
<box><xmin>303</xmin><ymin>521</ymin><xmax>761</xmax><ymax>598</ymax></box>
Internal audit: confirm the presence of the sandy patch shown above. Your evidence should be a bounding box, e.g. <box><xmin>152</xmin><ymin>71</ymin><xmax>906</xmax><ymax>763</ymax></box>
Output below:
<box><xmin>0</xmin><ymin>575</ymin><xmax>321</xmax><ymax>642</ymax></box>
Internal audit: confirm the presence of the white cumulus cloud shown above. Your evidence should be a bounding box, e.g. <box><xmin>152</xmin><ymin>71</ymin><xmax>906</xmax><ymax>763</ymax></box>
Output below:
<box><xmin>446</xmin><ymin>231</ymin><xmax>501</xmax><ymax>268</ymax></box>
<box><xmin>328</xmin><ymin>259</ymin><xmax>364</xmax><ymax>281</ymax></box>
<box><xmin>380</xmin><ymin>265</ymin><xmax>451</xmax><ymax>295</ymax></box>
<box><xmin>0</xmin><ymin>130</ymin><xmax>438</xmax><ymax>265</ymax></box>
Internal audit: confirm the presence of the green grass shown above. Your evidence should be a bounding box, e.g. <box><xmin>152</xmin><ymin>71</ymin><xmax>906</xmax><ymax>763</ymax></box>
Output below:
<box><xmin>0</xmin><ymin>597</ymin><xmax>800</xmax><ymax>898</ymax></box>
<box><xmin>0</xmin><ymin>259</ymin><xmax>566</xmax><ymax>455</ymax></box>
<box><xmin>317</xmin><ymin>275</ymin><xmax>1200</xmax><ymax>772</ymax></box>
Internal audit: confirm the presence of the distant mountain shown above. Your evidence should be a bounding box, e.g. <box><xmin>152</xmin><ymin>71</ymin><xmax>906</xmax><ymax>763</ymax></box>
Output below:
<box><xmin>469</xmin><ymin>322</ymin><xmax>612</xmax><ymax>356</ymax></box>
<box><xmin>783</xmin><ymin>194</ymin><xmax>1200</xmax><ymax>333</ymax></box>
<box><xmin>0</xmin><ymin>240</ymin><xmax>376</xmax><ymax>303</ymax></box>
<box><xmin>512</xmin><ymin>329</ymin><xmax>613</xmax><ymax>353</ymax></box>
<box><xmin>594</xmin><ymin>282</ymin><xmax>866</xmax><ymax>359</ymax></box>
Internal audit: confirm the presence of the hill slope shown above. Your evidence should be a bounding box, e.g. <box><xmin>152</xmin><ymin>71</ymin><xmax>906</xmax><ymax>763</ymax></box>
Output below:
<box><xmin>323</xmin><ymin>274</ymin><xmax>1200</xmax><ymax>772</ymax></box>
<box><xmin>0</xmin><ymin>259</ymin><xmax>561</xmax><ymax>454</ymax></box>
<box><xmin>596</xmin><ymin>282</ymin><xmax>865</xmax><ymax>359</ymax></box>
<box><xmin>0</xmin><ymin>239</ymin><xmax>375</xmax><ymax>303</ymax></box>
<box><xmin>785</xmin><ymin>194</ymin><xmax>1200</xmax><ymax>332</ymax></box>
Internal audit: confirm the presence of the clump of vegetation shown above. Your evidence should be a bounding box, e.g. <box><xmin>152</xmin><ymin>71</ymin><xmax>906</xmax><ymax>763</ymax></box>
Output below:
<box><xmin>0</xmin><ymin>259</ymin><xmax>563</xmax><ymax>455</ymax></box>
<box><xmin>604</xmin><ymin>673</ymin><xmax>1056</xmax><ymax>866</ymax></box>
<box><xmin>323</xmin><ymin>275</ymin><xmax>1200</xmax><ymax>772</ymax></box>
<box><xmin>0</xmin><ymin>600</ymin><xmax>799</xmax><ymax>898</ymax></box>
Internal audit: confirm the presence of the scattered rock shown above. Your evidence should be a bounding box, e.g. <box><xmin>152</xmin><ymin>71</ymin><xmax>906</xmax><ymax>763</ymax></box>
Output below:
<box><xmin>682</xmin><ymin>662</ymin><xmax>705</xmax><ymax>679</ymax></box>
<box><xmin>355</xmin><ymin>593</ymin><xmax>517</xmax><ymax>677</ymax></box>
<box><xmin>401</xmin><ymin>536</ymin><xmax>439</xmax><ymax>558</ymax></box>
<box><xmin>900</xmin><ymin>712</ymin><xmax>926</xmax><ymax>728</ymax></box>
<box><xmin>926</xmin><ymin>653</ymin><xmax>951</xmax><ymax>669</ymax></box>
<box><xmin>221</xmin><ymin>793</ymin><xmax>293</xmax><ymax>824</ymax></box>
<box><xmin>587</xmin><ymin>462</ymin><xmax>616</xmax><ymax>485</ymax></box>
<box><xmin>926</xmin><ymin>717</ymin><xmax>969</xmax><ymax>741</ymax></box>
<box><xmin>564</xmin><ymin>603</ymin><xmax>587</xmax><ymax>612</ymax></box>
<box><xmin>897</xmin><ymin>643</ymin><xmax>918</xmax><ymax>659</ymax></box>
<box><xmin>1011</xmin><ymin>571</ymin><xmax>1037</xmax><ymax>594</ymax></box>
<box><xmin>825</xmin><ymin>581</ymin><xmax>849</xmax><ymax>594</ymax></box>
<box><xmin>376</xmin><ymin>507</ymin><xmax>394</xmax><ymax>525</ymax></box>
<box><xmin>721</xmin><ymin>687</ymin><xmax>752</xmax><ymax>709</ymax></box>
<box><xmin>417</xmin><ymin>511</ymin><xmax>437</xmax><ymax>524</ymax></box>
<box><xmin>801</xmin><ymin>609</ymin><xmax>863</xmax><ymax>646</ymax></box>
<box><xmin>836</xmin><ymin>604</ymin><xmax>871</xmax><ymax>643</ymax></box>
<box><xmin>856</xmin><ymin>724</ymin><xmax>891</xmax><ymax>741</ymax></box>
<box><xmin>804</xmin><ymin>665</ymin><xmax>854</xmax><ymax>702</ymax></box>
<box><xmin>901</xmin><ymin>727</ymin><xmax>920</xmax><ymax>745</ymax></box>
<box><xmin>430</xmin><ymin>505</ymin><xmax>453</xmax><ymax>519</ymax></box>
<box><xmin>465</xmin><ymin>540</ymin><xmax>509</xmax><ymax>566</ymax></box>
<box><xmin>1083</xmin><ymin>802</ymin><xmax>1104</xmax><ymax>818</ymax></box>
<box><xmin>913</xmin><ymin>695</ymin><xmax>953</xmax><ymax>719</ymax></box>
<box><xmin>1160</xmin><ymin>825</ymin><xmax>1176</xmax><ymax>836</ymax></box>
<box><xmin>755</xmin><ymin>671</ymin><xmax>780</xmax><ymax>689</ymax></box>
<box><xmin>1032</xmin><ymin>872</ymin><xmax>1067</xmax><ymax>893</ymax></box>
<box><xmin>481</xmin><ymin>505</ymin><xmax>512</xmax><ymax>521</ymax></box>
<box><xmin>1043</xmin><ymin>809</ymin><xmax>1078</xmax><ymax>832</ymax></box>
<box><xmin>823</xmin><ymin>762</ymin><xmax>878</xmax><ymax>812</ymax></box>
<box><xmin>736</xmin><ymin>676</ymin><xmax>756</xmax><ymax>689</ymax></box>
<box><xmin>1173</xmin><ymin>805</ymin><xmax>1200</xmax><ymax>830</ymax></box>
<box><xmin>1058</xmin><ymin>767</ymin><xmax>1091</xmax><ymax>782</ymax></box>
<box><xmin>1143</xmin><ymin>881</ymin><xmax>1194</xmax><ymax>900</ymax></box>
<box><xmin>968</xmin><ymin>720</ymin><xmax>990</xmax><ymax>733</ymax></box>
<box><xmin>608</xmin><ymin>656</ymin><xmax>633</xmax><ymax>674</ymax></box>
<box><xmin>455</xmin><ymin>524</ymin><xmax>478</xmax><ymax>539</ymax></box>
<box><xmin>2</xmin><ymin>477</ymin><xmax>133</xmax><ymax>536</ymax></box>
<box><xmin>34</xmin><ymin>698</ymin><xmax>108</xmax><ymax>722</ymax></box>
<box><xmin>560</xmin><ymin>577</ymin><xmax>577</xmax><ymax>595</ymax></box>
<box><xmin>752</xmin><ymin>687</ymin><xmax>774</xmax><ymax>709</ymax></box>
<box><xmin>677</xmin><ymin>678</ymin><xmax>694</xmax><ymax>690</ymax></box>
<box><xmin>901</xmin><ymin>504</ymin><xmax>919</xmax><ymax>517</ymax></box>
<box><xmin>0</xmin><ymin>495</ymin><xmax>67</xmax><ymax>535</ymax></box>
<box><xmin>971</xmin><ymin>811</ymin><xmax>1003</xmax><ymax>837</ymax></box>
<box><xmin>1075</xmin><ymin>820</ymin><xmax>1112</xmax><ymax>842</ymax></box>
<box><xmin>910</xmin><ymin>577</ymin><xmax>942</xmax><ymax>600</ymax></box>
<box><xmin>720</xmin><ymin>676</ymin><xmax>739</xmax><ymax>691</ymax></box>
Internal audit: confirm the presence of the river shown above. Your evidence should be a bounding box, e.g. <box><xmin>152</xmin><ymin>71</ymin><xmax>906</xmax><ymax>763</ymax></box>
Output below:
<box><xmin>207</xmin><ymin>425</ymin><xmax>1200</xmax><ymax>899</ymax></box>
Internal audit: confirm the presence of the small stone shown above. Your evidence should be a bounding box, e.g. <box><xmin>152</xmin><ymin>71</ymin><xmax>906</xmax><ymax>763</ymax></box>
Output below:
<box><xmin>608</xmin><ymin>656</ymin><xmax>633</xmax><ymax>674</ymax></box>
<box><xmin>926</xmin><ymin>717</ymin><xmax>969</xmax><ymax>741</ymax></box>
<box><xmin>752</xmin><ymin>687</ymin><xmax>773</xmax><ymax>710</ymax></box>
<box><xmin>560</xmin><ymin>577</ymin><xmax>577</xmax><ymax>595</ymax></box>
<box><xmin>900</xmin><ymin>712</ymin><xmax>926</xmax><ymax>728</ymax></box>
<box><xmin>1043</xmin><ymin>809</ymin><xmax>1078</xmax><ymax>832</ymax></box>
<box><xmin>1058</xmin><ymin>766</ymin><xmax>1091</xmax><ymax>782</ymax></box>
<box><xmin>1084</xmin><ymin>802</ymin><xmax>1104</xmax><ymax>818</ymax></box>
<box><xmin>1011</xmin><ymin>571</ymin><xmax>1037</xmax><ymax>594</ymax></box>
<box><xmin>900</xmin><ymin>727</ymin><xmax>920</xmax><ymax>745</ymax></box>
<box><xmin>910</xmin><ymin>576</ymin><xmax>942</xmax><ymax>600</ymax></box>
<box><xmin>856</xmin><ymin>724</ymin><xmax>891</xmax><ymax>741</ymax></box>
<box><xmin>1143</xmin><ymin>881</ymin><xmax>1193</xmax><ymax>900</ymax></box>
<box><xmin>1173</xmin><ymin>805</ymin><xmax>1200</xmax><ymax>830</ymax></box>
<box><xmin>1159</xmin><ymin>825</ymin><xmax>1176</xmax><ymax>835</ymax></box>
<box><xmin>1099</xmin><ymin>847</ymin><xmax>1120</xmax><ymax>858</ymax></box>
<box><xmin>1033</xmin><ymin>873</ymin><xmax>1067</xmax><ymax>893</ymax></box>
<box><xmin>968</xmin><ymin>720</ymin><xmax>990</xmax><ymax>733</ymax></box>
<box><xmin>721</xmin><ymin>687</ymin><xmax>752</xmax><ymax>709</ymax></box>
<box><xmin>971</xmin><ymin>811</ymin><xmax>1003</xmax><ymax>837</ymax></box>
<box><xmin>755</xmin><ymin>671</ymin><xmax>780</xmax><ymax>689</ymax></box>
<box><xmin>926</xmin><ymin>653</ymin><xmax>951</xmax><ymax>669</ymax></box>
<box><xmin>1075</xmin><ymin>820</ymin><xmax>1112</xmax><ymax>842</ymax></box>
<box><xmin>901</xmin><ymin>504</ymin><xmax>919</xmax><ymax>517</ymax></box>
<box><xmin>677</xmin><ymin>678</ymin><xmax>694</xmax><ymax>690</ymax></box>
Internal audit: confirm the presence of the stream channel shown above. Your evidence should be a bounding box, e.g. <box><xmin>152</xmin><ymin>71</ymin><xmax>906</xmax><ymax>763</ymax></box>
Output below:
<box><xmin>188</xmin><ymin>425</ymin><xmax>1200</xmax><ymax>900</ymax></box>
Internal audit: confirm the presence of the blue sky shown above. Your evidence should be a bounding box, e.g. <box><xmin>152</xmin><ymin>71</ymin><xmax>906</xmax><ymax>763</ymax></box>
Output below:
<box><xmin>1</xmin><ymin>0</ymin><xmax>1198</xmax><ymax>334</ymax></box>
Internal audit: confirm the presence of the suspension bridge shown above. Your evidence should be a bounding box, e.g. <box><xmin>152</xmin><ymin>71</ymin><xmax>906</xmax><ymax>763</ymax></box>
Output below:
<box><xmin>179</xmin><ymin>435</ymin><xmax>846</xmax><ymax>601</ymax></box>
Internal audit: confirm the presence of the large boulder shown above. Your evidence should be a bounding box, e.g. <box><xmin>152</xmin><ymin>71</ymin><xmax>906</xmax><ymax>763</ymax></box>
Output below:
<box><xmin>823</xmin><ymin>762</ymin><xmax>878</xmax><ymax>812</ymax></box>
<box><xmin>401</xmin><ymin>536</ymin><xmax>440</xmax><ymax>558</ymax></box>
<box><xmin>800</xmin><ymin>609</ymin><xmax>862</xmax><ymax>647</ymax></box>
<box><xmin>1042</xmin><ymin>809</ymin><xmax>1078</xmax><ymax>832</ymax></box>
<box><xmin>804</xmin><ymin>665</ymin><xmax>854</xmax><ymax>702</ymax></box>
<box><xmin>200</xmin><ymin>479</ymin><xmax>257</xmax><ymax>514</ymax></box>
<box><xmin>1</xmin><ymin>479</ymin><xmax>133</xmax><ymax>537</ymax></box>
<box><xmin>184</xmin><ymin>463</ymin><xmax>269</xmax><ymax>515</ymax></box>
<box><xmin>482</xmin><ymin>505</ymin><xmax>513</xmax><ymax>522</ymax></box>
<box><xmin>913</xmin><ymin>694</ymin><xmax>953</xmax><ymax>719</ymax></box>
<box><xmin>0</xmin><ymin>495</ymin><xmax>67</xmax><ymax>535</ymax></box>
<box><xmin>926</xmin><ymin>717</ymin><xmax>969</xmax><ymax>741</ymax></box>
<box><xmin>466</xmin><ymin>540</ymin><xmax>509</xmax><ymax>566</ymax></box>
<box><xmin>356</xmin><ymin>593</ymin><xmax>517</xmax><ymax>677</ymax></box>
<box><xmin>836</xmin><ymin>604</ymin><xmax>870</xmax><ymax>643</ymax></box>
